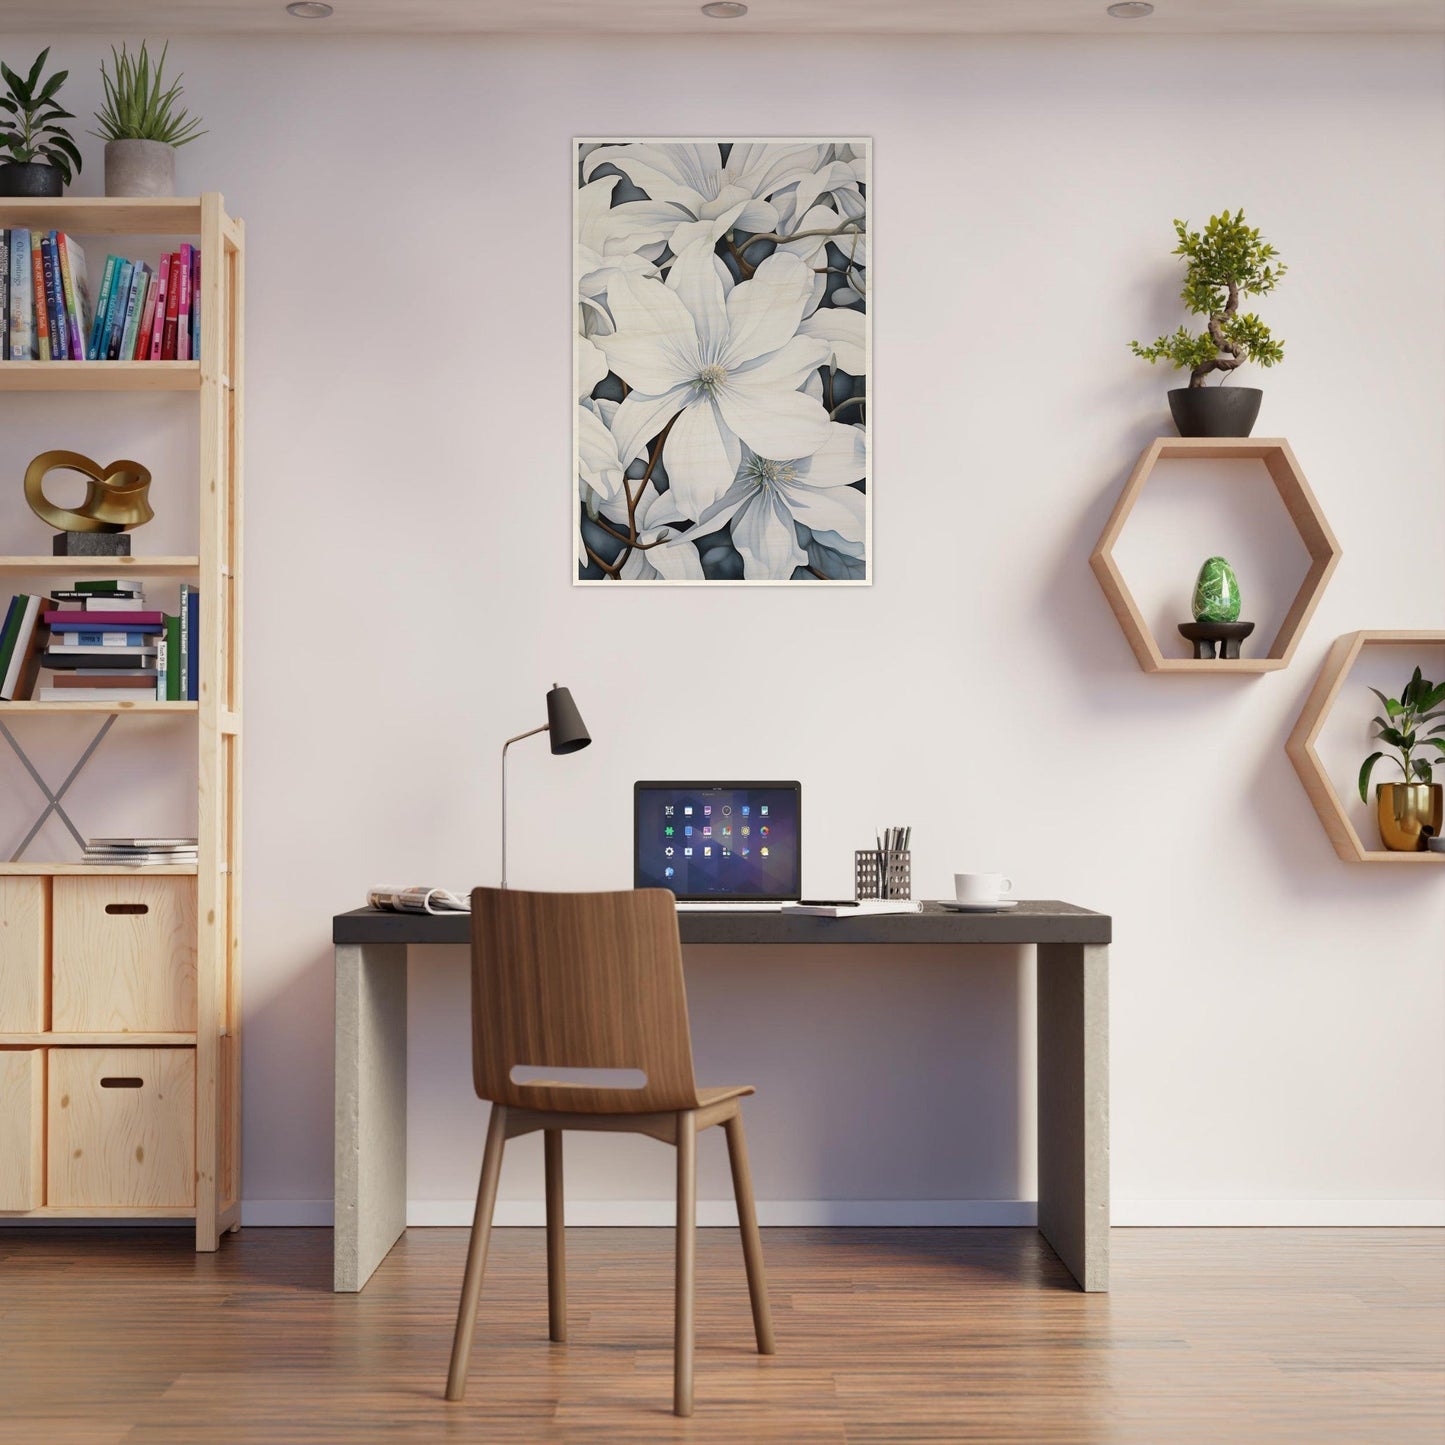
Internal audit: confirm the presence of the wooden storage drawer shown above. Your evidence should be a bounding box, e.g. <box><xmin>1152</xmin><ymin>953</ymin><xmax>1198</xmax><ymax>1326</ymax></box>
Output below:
<box><xmin>51</xmin><ymin>876</ymin><xmax>197</xmax><ymax>1033</ymax></box>
<box><xmin>0</xmin><ymin>1049</ymin><xmax>45</xmax><ymax>1210</ymax></box>
<box><xmin>48</xmin><ymin>1048</ymin><xmax>195</xmax><ymax>1208</ymax></box>
<box><xmin>0</xmin><ymin>877</ymin><xmax>48</xmax><ymax>1032</ymax></box>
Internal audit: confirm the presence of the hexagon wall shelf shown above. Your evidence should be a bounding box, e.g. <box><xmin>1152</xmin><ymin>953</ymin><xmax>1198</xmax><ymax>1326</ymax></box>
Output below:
<box><xmin>1286</xmin><ymin>630</ymin><xmax>1445</xmax><ymax>865</ymax></box>
<box><xmin>1090</xmin><ymin>437</ymin><xmax>1343</xmax><ymax>674</ymax></box>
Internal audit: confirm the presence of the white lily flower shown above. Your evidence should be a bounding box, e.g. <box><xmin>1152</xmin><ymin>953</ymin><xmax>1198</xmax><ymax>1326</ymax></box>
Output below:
<box><xmin>595</xmin><ymin>480</ymin><xmax>704</xmax><ymax>581</ymax></box>
<box><xmin>683</xmin><ymin>423</ymin><xmax>867</xmax><ymax>581</ymax></box>
<box><xmin>585</xmin><ymin>141</ymin><xmax>826</xmax><ymax>256</ymax></box>
<box><xmin>597</xmin><ymin>241</ymin><xmax>832</xmax><ymax>522</ymax></box>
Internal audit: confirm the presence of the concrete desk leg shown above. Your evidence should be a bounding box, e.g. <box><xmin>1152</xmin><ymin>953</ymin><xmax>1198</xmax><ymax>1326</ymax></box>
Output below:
<box><xmin>334</xmin><ymin>942</ymin><xmax>409</xmax><ymax>1292</ymax></box>
<box><xmin>1036</xmin><ymin>942</ymin><xmax>1109</xmax><ymax>1292</ymax></box>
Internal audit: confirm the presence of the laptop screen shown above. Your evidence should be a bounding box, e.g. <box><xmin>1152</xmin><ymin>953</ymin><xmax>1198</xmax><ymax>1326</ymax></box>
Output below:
<box><xmin>634</xmin><ymin>781</ymin><xmax>802</xmax><ymax>901</ymax></box>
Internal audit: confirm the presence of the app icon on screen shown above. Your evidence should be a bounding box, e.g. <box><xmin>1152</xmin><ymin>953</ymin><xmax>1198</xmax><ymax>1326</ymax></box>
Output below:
<box><xmin>704</xmin><ymin>804</ymin><xmax>712</xmax><ymax>816</ymax></box>
<box><xmin>722</xmin><ymin>826</ymin><xmax>731</xmax><ymax>837</ymax></box>
<box><xmin>684</xmin><ymin>848</ymin><xmax>693</xmax><ymax>856</ymax></box>
<box><xmin>760</xmin><ymin>847</ymin><xmax>769</xmax><ymax>857</ymax></box>
<box><xmin>665</xmin><ymin>846</ymin><xmax>674</xmax><ymax>856</ymax></box>
<box><xmin>702</xmin><ymin>826</ymin><xmax>711</xmax><ymax>836</ymax></box>
<box><xmin>664</xmin><ymin>805</ymin><xmax>675</xmax><ymax>817</ymax></box>
<box><xmin>722</xmin><ymin>805</ymin><xmax>731</xmax><ymax>816</ymax></box>
<box><xmin>684</xmin><ymin>825</ymin><xmax>693</xmax><ymax>837</ymax></box>
<box><xmin>684</xmin><ymin>805</ymin><xmax>693</xmax><ymax>815</ymax></box>
<box><xmin>703</xmin><ymin>846</ymin><xmax>712</xmax><ymax>857</ymax></box>
<box><xmin>665</xmin><ymin>866</ymin><xmax>675</xmax><ymax>878</ymax></box>
<box><xmin>741</xmin><ymin>805</ymin><xmax>750</xmax><ymax>816</ymax></box>
<box><xmin>665</xmin><ymin>826</ymin><xmax>675</xmax><ymax>837</ymax></box>
<box><xmin>722</xmin><ymin>848</ymin><xmax>731</xmax><ymax>857</ymax></box>
<box><xmin>741</xmin><ymin>826</ymin><xmax>750</xmax><ymax>837</ymax></box>
<box><xmin>740</xmin><ymin>847</ymin><xmax>750</xmax><ymax>857</ymax></box>
<box><xmin>760</xmin><ymin>825</ymin><xmax>769</xmax><ymax>837</ymax></box>
<box><xmin>760</xmin><ymin>804</ymin><xmax>769</xmax><ymax>816</ymax></box>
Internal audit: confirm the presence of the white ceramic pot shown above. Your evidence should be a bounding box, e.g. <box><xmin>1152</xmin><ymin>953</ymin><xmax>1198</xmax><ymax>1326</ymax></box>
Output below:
<box><xmin>104</xmin><ymin>139</ymin><xmax>176</xmax><ymax>198</ymax></box>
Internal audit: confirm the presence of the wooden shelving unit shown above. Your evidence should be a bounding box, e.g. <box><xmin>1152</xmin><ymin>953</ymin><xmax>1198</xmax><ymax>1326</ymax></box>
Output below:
<box><xmin>0</xmin><ymin>195</ymin><xmax>244</xmax><ymax>1249</ymax></box>
<box><xmin>1090</xmin><ymin>437</ymin><xmax>1343</xmax><ymax>674</ymax></box>
<box><xmin>1286</xmin><ymin>630</ymin><xmax>1445</xmax><ymax>865</ymax></box>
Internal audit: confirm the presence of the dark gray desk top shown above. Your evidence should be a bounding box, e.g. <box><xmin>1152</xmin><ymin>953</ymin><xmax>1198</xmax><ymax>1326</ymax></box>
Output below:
<box><xmin>333</xmin><ymin>899</ymin><xmax>1109</xmax><ymax>947</ymax></box>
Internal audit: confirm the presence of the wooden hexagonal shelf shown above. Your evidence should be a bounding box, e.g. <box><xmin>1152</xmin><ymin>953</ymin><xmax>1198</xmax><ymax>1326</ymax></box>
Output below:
<box><xmin>1286</xmin><ymin>630</ymin><xmax>1445</xmax><ymax>865</ymax></box>
<box><xmin>1090</xmin><ymin>437</ymin><xmax>1342</xmax><ymax>673</ymax></box>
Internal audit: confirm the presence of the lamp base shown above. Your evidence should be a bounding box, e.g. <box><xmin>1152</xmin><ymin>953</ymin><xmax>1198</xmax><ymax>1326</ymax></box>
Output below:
<box><xmin>53</xmin><ymin>531</ymin><xmax>131</xmax><ymax>556</ymax></box>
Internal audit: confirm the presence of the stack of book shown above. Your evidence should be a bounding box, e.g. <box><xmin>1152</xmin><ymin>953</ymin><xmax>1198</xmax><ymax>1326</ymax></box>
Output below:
<box><xmin>1</xmin><ymin>230</ymin><xmax>200</xmax><ymax>362</ymax></box>
<box><xmin>83</xmin><ymin>837</ymin><xmax>198</xmax><ymax>867</ymax></box>
<box><xmin>14</xmin><ymin>579</ymin><xmax>202</xmax><ymax>702</ymax></box>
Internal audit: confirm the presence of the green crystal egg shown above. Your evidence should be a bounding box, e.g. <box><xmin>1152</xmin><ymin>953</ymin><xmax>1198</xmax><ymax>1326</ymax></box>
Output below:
<box><xmin>1192</xmin><ymin>556</ymin><xmax>1241</xmax><ymax>623</ymax></box>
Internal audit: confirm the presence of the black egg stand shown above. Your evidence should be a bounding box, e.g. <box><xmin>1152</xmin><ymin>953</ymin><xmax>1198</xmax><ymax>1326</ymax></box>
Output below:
<box><xmin>1177</xmin><ymin>620</ymin><xmax>1256</xmax><ymax>660</ymax></box>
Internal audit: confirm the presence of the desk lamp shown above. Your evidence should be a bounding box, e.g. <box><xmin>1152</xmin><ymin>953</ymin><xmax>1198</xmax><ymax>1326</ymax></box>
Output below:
<box><xmin>500</xmin><ymin>684</ymin><xmax>590</xmax><ymax>888</ymax></box>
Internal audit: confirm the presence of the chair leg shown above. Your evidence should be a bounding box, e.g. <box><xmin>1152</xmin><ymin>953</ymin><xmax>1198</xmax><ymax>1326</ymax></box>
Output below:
<box><xmin>723</xmin><ymin>1111</ymin><xmax>776</xmax><ymax>1355</ymax></box>
<box><xmin>445</xmin><ymin>1104</ymin><xmax>508</xmax><ymax>1402</ymax></box>
<box><xmin>544</xmin><ymin>1129</ymin><xmax>566</xmax><ymax>1343</ymax></box>
<box><xmin>674</xmin><ymin>1110</ymin><xmax>698</xmax><ymax>1418</ymax></box>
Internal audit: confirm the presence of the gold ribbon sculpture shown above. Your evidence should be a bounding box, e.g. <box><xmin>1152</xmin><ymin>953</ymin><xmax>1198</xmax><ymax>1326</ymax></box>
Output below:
<box><xmin>24</xmin><ymin>450</ymin><xmax>154</xmax><ymax>533</ymax></box>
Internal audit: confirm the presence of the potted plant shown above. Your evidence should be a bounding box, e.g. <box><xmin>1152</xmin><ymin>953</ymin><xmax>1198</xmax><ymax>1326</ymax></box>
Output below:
<box><xmin>0</xmin><ymin>49</ymin><xmax>82</xmax><ymax>197</ymax></box>
<box><xmin>1131</xmin><ymin>210</ymin><xmax>1286</xmax><ymax>438</ymax></box>
<box><xmin>1358</xmin><ymin>667</ymin><xmax>1445</xmax><ymax>851</ymax></box>
<box><xmin>92</xmin><ymin>42</ymin><xmax>205</xmax><ymax>199</ymax></box>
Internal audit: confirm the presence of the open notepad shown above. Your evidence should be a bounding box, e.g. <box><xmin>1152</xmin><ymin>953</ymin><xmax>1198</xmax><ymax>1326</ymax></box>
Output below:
<box><xmin>780</xmin><ymin>900</ymin><xmax>922</xmax><ymax>918</ymax></box>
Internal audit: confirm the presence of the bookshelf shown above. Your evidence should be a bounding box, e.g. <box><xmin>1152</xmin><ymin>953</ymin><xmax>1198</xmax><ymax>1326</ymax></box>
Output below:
<box><xmin>0</xmin><ymin>195</ymin><xmax>243</xmax><ymax>1250</ymax></box>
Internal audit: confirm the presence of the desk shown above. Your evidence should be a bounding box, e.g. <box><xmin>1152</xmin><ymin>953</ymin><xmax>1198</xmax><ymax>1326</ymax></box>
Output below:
<box><xmin>332</xmin><ymin>900</ymin><xmax>1110</xmax><ymax>1294</ymax></box>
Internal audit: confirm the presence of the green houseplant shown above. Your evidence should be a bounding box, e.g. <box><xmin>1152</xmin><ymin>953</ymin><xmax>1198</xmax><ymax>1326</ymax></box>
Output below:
<box><xmin>0</xmin><ymin>49</ymin><xmax>83</xmax><ymax>197</ymax></box>
<box><xmin>92</xmin><ymin>42</ymin><xmax>205</xmax><ymax>198</ymax></box>
<box><xmin>1358</xmin><ymin>667</ymin><xmax>1445</xmax><ymax>851</ymax></box>
<box><xmin>1131</xmin><ymin>210</ymin><xmax>1286</xmax><ymax>438</ymax></box>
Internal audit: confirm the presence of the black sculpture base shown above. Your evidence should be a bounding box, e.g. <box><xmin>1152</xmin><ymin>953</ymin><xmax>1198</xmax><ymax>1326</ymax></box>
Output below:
<box><xmin>1178</xmin><ymin>620</ymin><xmax>1256</xmax><ymax>660</ymax></box>
<box><xmin>53</xmin><ymin>532</ymin><xmax>131</xmax><ymax>556</ymax></box>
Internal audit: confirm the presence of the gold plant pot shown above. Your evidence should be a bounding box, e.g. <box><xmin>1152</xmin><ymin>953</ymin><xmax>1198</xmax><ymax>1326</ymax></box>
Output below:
<box><xmin>1376</xmin><ymin>782</ymin><xmax>1444</xmax><ymax>852</ymax></box>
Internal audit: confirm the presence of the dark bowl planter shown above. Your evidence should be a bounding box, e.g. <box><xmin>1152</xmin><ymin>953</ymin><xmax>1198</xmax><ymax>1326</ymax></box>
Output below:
<box><xmin>0</xmin><ymin>161</ymin><xmax>65</xmax><ymax>198</ymax></box>
<box><xmin>1168</xmin><ymin>386</ymin><xmax>1263</xmax><ymax>438</ymax></box>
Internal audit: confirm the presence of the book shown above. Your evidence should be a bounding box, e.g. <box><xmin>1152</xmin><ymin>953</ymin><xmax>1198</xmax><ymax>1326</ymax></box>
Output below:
<box><xmin>367</xmin><ymin>887</ymin><xmax>472</xmax><ymax>915</ymax></box>
<box><xmin>183</xmin><ymin>585</ymin><xmax>199</xmax><ymax>701</ymax></box>
<box><xmin>164</xmin><ymin>612</ymin><xmax>181</xmax><ymax>701</ymax></box>
<box><xmin>89</xmin><ymin>253</ymin><xmax>120</xmax><ymax>359</ymax></box>
<box><xmin>0</xmin><ymin>229</ymin><xmax>9</xmax><ymax>360</ymax></box>
<box><xmin>9</xmin><ymin>229</ymin><xmax>33</xmax><ymax>359</ymax></box>
<box><xmin>45</xmin><ymin>610</ymin><xmax>165</xmax><ymax>628</ymax></box>
<box><xmin>90</xmin><ymin>837</ymin><xmax>198</xmax><ymax>848</ymax></box>
<box><xmin>104</xmin><ymin>259</ymin><xmax>134</xmax><ymax>361</ymax></box>
<box><xmin>161</xmin><ymin>252</ymin><xmax>181</xmax><ymax>359</ymax></box>
<box><xmin>176</xmin><ymin>244</ymin><xmax>193</xmax><ymax>362</ymax></box>
<box><xmin>134</xmin><ymin>268</ymin><xmax>159</xmax><ymax>359</ymax></box>
<box><xmin>190</xmin><ymin>248</ymin><xmax>200</xmax><ymax>358</ymax></box>
<box><xmin>74</xmin><ymin>578</ymin><xmax>130</xmax><ymax>594</ymax></box>
<box><xmin>1</xmin><ymin>594</ymin><xmax>47</xmax><ymax>700</ymax></box>
<box><xmin>780</xmin><ymin>901</ymin><xmax>922</xmax><ymax>917</ymax></box>
<box><xmin>57</xmin><ymin>233</ymin><xmax>90</xmax><ymax>361</ymax></box>
<box><xmin>36</xmin><ymin>687</ymin><xmax>155</xmax><ymax>702</ymax></box>
<box><xmin>52</xmin><ymin>595</ymin><xmax>148</xmax><ymax>612</ymax></box>
<box><xmin>51</xmin><ymin>589</ymin><xmax>144</xmax><ymax>603</ymax></box>
<box><xmin>118</xmin><ymin>263</ymin><xmax>149</xmax><ymax>362</ymax></box>
<box><xmin>51</xmin><ymin>672</ymin><xmax>158</xmax><ymax>688</ymax></box>
<box><xmin>44</xmin><ymin>649</ymin><xmax>156</xmax><ymax>670</ymax></box>
<box><xmin>30</xmin><ymin>233</ymin><xmax>50</xmax><ymax>362</ymax></box>
<box><xmin>0</xmin><ymin>595</ymin><xmax>24</xmax><ymax>679</ymax></box>
<box><xmin>147</xmin><ymin>253</ymin><xmax>170</xmax><ymax>359</ymax></box>
<box><xmin>154</xmin><ymin>632</ymin><xmax>167</xmax><ymax>699</ymax></box>
<box><xmin>51</xmin><ymin>631</ymin><xmax>156</xmax><ymax>647</ymax></box>
<box><xmin>41</xmin><ymin>234</ymin><xmax>66</xmax><ymax>360</ymax></box>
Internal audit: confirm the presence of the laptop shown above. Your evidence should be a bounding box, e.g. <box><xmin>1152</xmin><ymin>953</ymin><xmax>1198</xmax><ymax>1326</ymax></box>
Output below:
<box><xmin>634</xmin><ymin>781</ymin><xmax>802</xmax><ymax>909</ymax></box>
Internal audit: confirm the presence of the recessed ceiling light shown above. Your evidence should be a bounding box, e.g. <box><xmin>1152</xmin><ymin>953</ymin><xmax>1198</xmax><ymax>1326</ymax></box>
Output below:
<box><xmin>286</xmin><ymin>1</ymin><xmax>334</xmax><ymax>17</ymax></box>
<box><xmin>1106</xmin><ymin>1</ymin><xmax>1154</xmax><ymax>16</ymax></box>
<box><xmin>701</xmin><ymin>2</ymin><xmax>749</xmax><ymax>17</ymax></box>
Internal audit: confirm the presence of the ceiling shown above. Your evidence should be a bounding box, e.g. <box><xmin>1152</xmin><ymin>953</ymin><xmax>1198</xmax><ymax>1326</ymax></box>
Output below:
<box><xmin>7</xmin><ymin>0</ymin><xmax>1445</xmax><ymax>36</ymax></box>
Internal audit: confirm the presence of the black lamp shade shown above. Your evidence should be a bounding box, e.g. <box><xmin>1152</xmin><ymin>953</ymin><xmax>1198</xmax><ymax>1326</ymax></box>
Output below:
<box><xmin>546</xmin><ymin>685</ymin><xmax>591</xmax><ymax>755</ymax></box>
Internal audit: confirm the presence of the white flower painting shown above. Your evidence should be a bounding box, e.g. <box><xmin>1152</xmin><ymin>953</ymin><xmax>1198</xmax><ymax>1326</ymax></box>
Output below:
<box><xmin>575</xmin><ymin>138</ymin><xmax>870</xmax><ymax>585</ymax></box>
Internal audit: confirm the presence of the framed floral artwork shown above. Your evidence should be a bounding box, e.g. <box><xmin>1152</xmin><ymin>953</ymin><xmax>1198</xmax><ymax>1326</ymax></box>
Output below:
<box><xmin>576</xmin><ymin>138</ymin><xmax>870</xmax><ymax>585</ymax></box>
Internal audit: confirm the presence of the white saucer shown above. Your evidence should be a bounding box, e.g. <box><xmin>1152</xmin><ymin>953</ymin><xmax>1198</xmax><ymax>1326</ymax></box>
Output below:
<box><xmin>934</xmin><ymin>898</ymin><xmax>1019</xmax><ymax>912</ymax></box>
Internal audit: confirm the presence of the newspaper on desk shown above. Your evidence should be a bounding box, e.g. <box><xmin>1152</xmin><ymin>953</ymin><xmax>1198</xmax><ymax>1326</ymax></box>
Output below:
<box><xmin>367</xmin><ymin>886</ymin><xmax>471</xmax><ymax>915</ymax></box>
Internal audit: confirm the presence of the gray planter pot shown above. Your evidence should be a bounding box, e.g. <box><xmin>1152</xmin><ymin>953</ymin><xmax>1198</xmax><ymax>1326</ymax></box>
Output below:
<box><xmin>104</xmin><ymin>139</ymin><xmax>177</xmax><ymax>198</ymax></box>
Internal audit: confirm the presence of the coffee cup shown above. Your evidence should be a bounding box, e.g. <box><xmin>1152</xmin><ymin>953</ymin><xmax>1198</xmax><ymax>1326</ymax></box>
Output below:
<box><xmin>954</xmin><ymin>872</ymin><xmax>1012</xmax><ymax>905</ymax></box>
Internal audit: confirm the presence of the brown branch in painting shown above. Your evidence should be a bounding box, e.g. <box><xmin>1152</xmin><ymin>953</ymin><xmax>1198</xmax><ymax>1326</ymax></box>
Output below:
<box><xmin>592</xmin><ymin>412</ymin><xmax>683</xmax><ymax>580</ymax></box>
<box><xmin>585</xmin><ymin>543</ymin><xmax>623</xmax><ymax>576</ymax></box>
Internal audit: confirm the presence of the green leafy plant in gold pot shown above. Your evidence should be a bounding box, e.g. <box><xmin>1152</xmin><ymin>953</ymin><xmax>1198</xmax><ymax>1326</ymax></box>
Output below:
<box><xmin>1358</xmin><ymin>668</ymin><xmax>1445</xmax><ymax>851</ymax></box>
<box><xmin>0</xmin><ymin>49</ymin><xmax>82</xmax><ymax>197</ymax></box>
<box><xmin>92</xmin><ymin>41</ymin><xmax>205</xmax><ymax>198</ymax></box>
<box><xmin>1131</xmin><ymin>210</ymin><xmax>1286</xmax><ymax>439</ymax></box>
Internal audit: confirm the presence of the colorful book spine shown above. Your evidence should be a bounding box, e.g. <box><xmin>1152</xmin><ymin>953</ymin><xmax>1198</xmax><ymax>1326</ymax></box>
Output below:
<box><xmin>9</xmin><ymin>229</ymin><xmax>33</xmax><ymax>359</ymax></box>
<box><xmin>190</xmin><ymin>248</ymin><xmax>200</xmax><ymax>358</ymax></box>
<box><xmin>41</xmin><ymin>234</ymin><xmax>67</xmax><ymax>360</ymax></box>
<box><xmin>54</xmin><ymin>630</ymin><xmax>157</xmax><ymax>646</ymax></box>
<box><xmin>45</xmin><ymin>610</ymin><xmax>164</xmax><ymax>627</ymax></box>
<box><xmin>165</xmin><ymin>614</ymin><xmax>181</xmax><ymax>701</ymax></box>
<box><xmin>57</xmin><ymin>233</ymin><xmax>90</xmax><ymax>361</ymax></box>
<box><xmin>118</xmin><ymin>263</ymin><xmax>149</xmax><ymax>362</ymax></box>
<box><xmin>176</xmin><ymin>244</ymin><xmax>193</xmax><ymax>362</ymax></box>
<box><xmin>89</xmin><ymin>254</ymin><xmax>119</xmax><ymax>359</ymax></box>
<box><xmin>185</xmin><ymin>587</ymin><xmax>199</xmax><ymax>701</ymax></box>
<box><xmin>30</xmin><ymin>233</ymin><xmax>50</xmax><ymax>362</ymax></box>
<box><xmin>134</xmin><ymin>270</ymin><xmax>159</xmax><ymax>359</ymax></box>
<box><xmin>147</xmin><ymin>253</ymin><xmax>171</xmax><ymax>359</ymax></box>
<box><xmin>154</xmin><ymin>633</ymin><xmax>168</xmax><ymax>700</ymax></box>
<box><xmin>104</xmin><ymin>260</ymin><xmax>134</xmax><ymax>361</ymax></box>
<box><xmin>162</xmin><ymin>253</ymin><xmax>181</xmax><ymax>359</ymax></box>
<box><xmin>0</xmin><ymin>596</ymin><xmax>23</xmax><ymax>678</ymax></box>
<box><xmin>0</xmin><ymin>595</ymin><xmax>45</xmax><ymax>700</ymax></box>
<box><xmin>0</xmin><ymin>230</ymin><xmax>9</xmax><ymax>361</ymax></box>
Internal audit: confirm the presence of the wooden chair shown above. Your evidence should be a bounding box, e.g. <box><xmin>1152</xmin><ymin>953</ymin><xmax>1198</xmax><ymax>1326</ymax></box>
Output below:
<box><xmin>445</xmin><ymin>886</ymin><xmax>776</xmax><ymax>1417</ymax></box>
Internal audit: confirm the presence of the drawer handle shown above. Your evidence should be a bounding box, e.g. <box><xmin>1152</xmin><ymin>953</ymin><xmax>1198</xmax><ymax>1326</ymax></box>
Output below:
<box><xmin>105</xmin><ymin>903</ymin><xmax>149</xmax><ymax>915</ymax></box>
<box><xmin>100</xmin><ymin>1076</ymin><xmax>144</xmax><ymax>1089</ymax></box>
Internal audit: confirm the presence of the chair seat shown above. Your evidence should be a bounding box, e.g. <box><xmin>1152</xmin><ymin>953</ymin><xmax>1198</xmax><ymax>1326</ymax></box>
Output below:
<box><xmin>697</xmin><ymin>1084</ymin><xmax>755</xmax><ymax>1107</ymax></box>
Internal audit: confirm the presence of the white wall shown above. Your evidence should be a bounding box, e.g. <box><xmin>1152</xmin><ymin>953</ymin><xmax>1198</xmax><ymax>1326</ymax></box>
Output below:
<box><xmin>2</xmin><ymin>31</ymin><xmax>1442</xmax><ymax>1226</ymax></box>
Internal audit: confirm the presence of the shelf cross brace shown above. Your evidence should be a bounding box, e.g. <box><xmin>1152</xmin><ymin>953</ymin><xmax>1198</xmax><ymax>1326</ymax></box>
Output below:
<box><xmin>1</xmin><ymin>715</ymin><xmax>116</xmax><ymax>861</ymax></box>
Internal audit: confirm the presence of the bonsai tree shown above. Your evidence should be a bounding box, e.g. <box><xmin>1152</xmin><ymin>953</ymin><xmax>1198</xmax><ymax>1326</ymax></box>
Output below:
<box><xmin>92</xmin><ymin>42</ymin><xmax>206</xmax><ymax>149</ymax></box>
<box><xmin>1131</xmin><ymin>210</ymin><xmax>1285</xmax><ymax>388</ymax></box>
<box><xmin>1359</xmin><ymin>667</ymin><xmax>1445</xmax><ymax>801</ymax></box>
<box><xmin>0</xmin><ymin>48</ymin><xmax>83</xmax><ymax>184</ymax></box>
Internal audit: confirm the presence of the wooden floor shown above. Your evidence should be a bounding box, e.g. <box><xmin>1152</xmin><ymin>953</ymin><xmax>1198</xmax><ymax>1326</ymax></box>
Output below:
<box><xmin>0</xmin><ymin>1227</ymin><xmax>1441</xmax><ymax>1443</ymax></box>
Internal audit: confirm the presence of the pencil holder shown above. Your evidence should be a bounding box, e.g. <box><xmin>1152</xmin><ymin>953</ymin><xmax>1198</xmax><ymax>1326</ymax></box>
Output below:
<box><xmin>855</xmin><ymin>849</ymin><xmax>911</xmax><ymax>901</ymax></box>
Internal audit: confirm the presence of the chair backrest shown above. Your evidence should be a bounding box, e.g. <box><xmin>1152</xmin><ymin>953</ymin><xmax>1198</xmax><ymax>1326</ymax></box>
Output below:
<box><xmin>469</xmin><ymin>887</ymin><xmax>702</xmax><ymax>1115</ymax></box>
